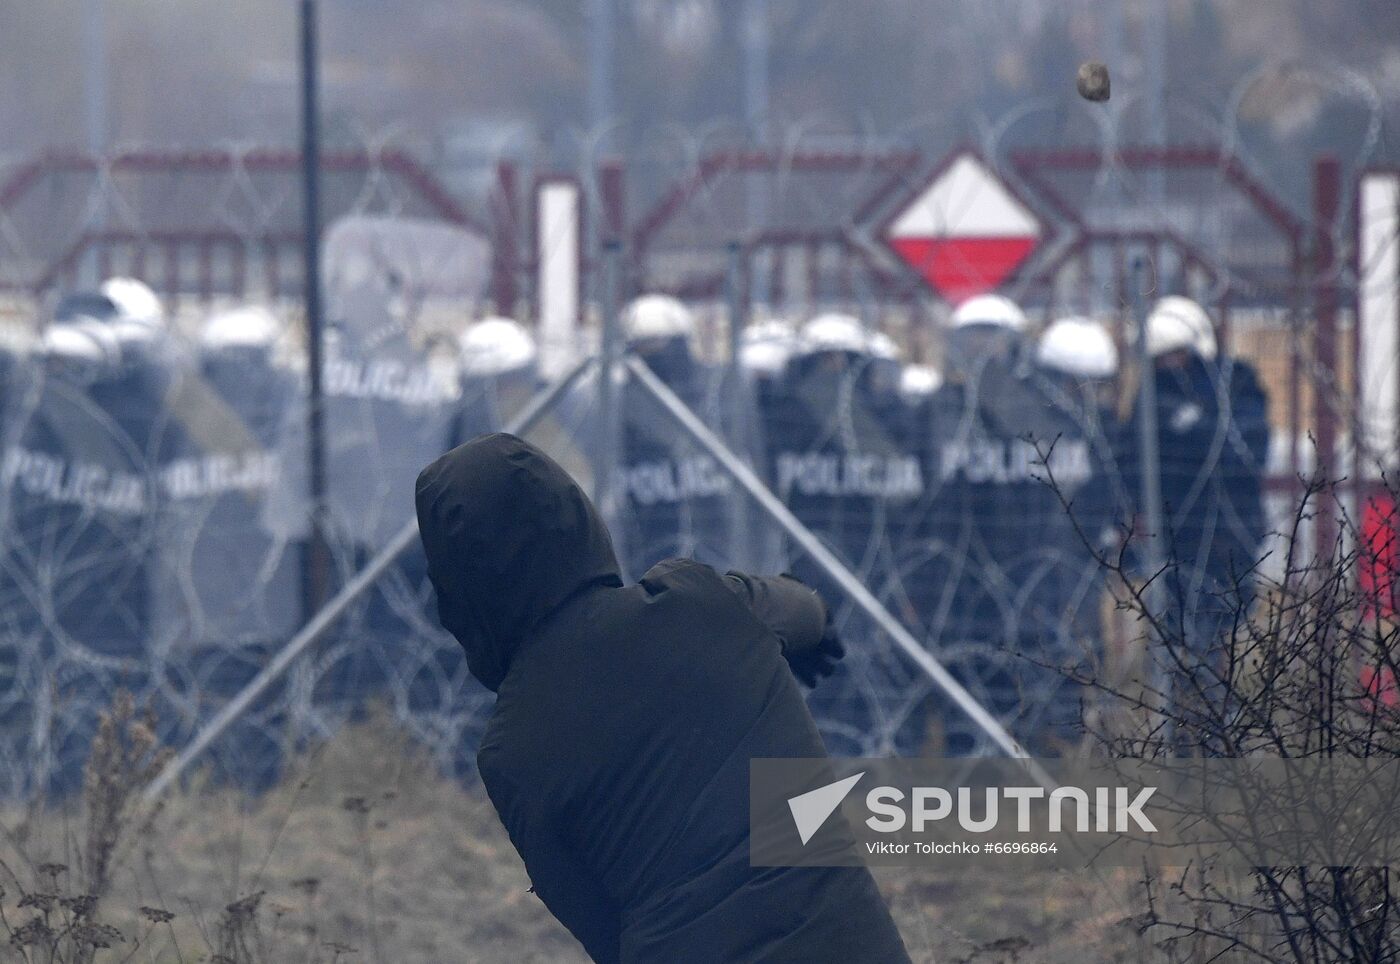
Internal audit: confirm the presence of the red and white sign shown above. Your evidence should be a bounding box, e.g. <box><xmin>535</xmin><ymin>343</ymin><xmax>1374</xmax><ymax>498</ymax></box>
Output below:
<box><xmin>884</xmin><ymin>153</ymin><xmax>1043</xmax><ymax>301</ymax></box>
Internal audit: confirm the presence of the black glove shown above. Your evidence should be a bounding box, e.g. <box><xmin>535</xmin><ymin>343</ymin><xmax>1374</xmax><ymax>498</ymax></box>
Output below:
<box><xmin>784</xmin><ymin>605</ymin><xmax>845</xmax><ymax>688</ymax></box>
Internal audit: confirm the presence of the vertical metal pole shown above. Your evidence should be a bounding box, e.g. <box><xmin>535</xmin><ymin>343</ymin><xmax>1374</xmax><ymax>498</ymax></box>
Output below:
<box><xmin>742</xmin><ymin>0</ymin><xmax>769</xmax><ymax>308</ymax></box>
<box><xmin>1313</xmin><ymin>156</ymin><xmax>1341</xmax><ymax>560</ymax></box>
<box><xmin>723</xmin><ymin>240</ymin><xmax>753</xmax><ymax>568</ymax></box>
<box><xmin>1288</xmin><ymin>236</ymin><xmax>1304</xmax><ymax>491</ymax></box>
<box><xmin>586</xmin><ymin>0</ymin><xmax>615</xmax><ymax>317</ymax></box>
<box><xmin>83</xmin><ymin>0</ymin><xmax>108</xmax><ymax>286</ymax></box>
<box><xmin>1217</xmin><ymin>288</ymin><xmax>1232</xmax><ymax>359</ymax></box>
<box><xmin>1132</xmin><ymin>255</ymin><xmax>1171</xmax><ymax>743</ymax></box>
<box><xmin>1142</xmin><ymin>0</ymin><xmax>1168</xmax><ymax>211</ymax></box>
<box><xmin>742</xmin><ymin>0</ymin><xmax>770</xmax><ymax>142</ymax></box>
<box><xmin>598</xmin><ymin>159</ymin><xmax>629</xmax><ymax>565</ymax></box>
<box><xmin>490</xmin><ymin>162</ymin><xmax>520</xmax><ymax>317</ymax></box>
<box><xmin>300</xmin><ymin>0</ymin><xmax>331</xmax><ymax>618</ymax></box>
<box><xmin>82</xmin><ymin>0</ymin><xmax>108</xmax><ymax>155</ymax></box>
<box><xmin>726</xmin><ymin>241</ymin><xmax>745</xmax><ymax>368</ymax></box>
<box><xmin>587</xmin><ymin>0</ymin><xmax>615</xmax><ymax>135</ymax></box>
<box><xmin>600</xmin><ymin>159</ymin><xmax>627</xmax><ymax>296</ymax></box>
<box><xmin>596</xmin><ymin>239</ymin><xmax>623</xmax><ymax>535</ymax></box>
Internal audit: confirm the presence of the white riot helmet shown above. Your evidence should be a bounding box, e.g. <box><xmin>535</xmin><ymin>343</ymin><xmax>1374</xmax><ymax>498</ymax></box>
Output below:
<box><xmin>623</xmin><ymin>294</ymin><xmax>695</xmax><ymax>343</ymax></box>
<box><xmin>797</xmin><ymin>312</ymin><xmax>871</xmax><ymax>356</ymax></box>
<box><xmin>1036</xmin><ymin>317</ymin><xmax>1118</xmax><ymax>379</ymax></box>
<box><xmin>739</xmin><ymin>319</ymin><xmax>798</xmax><ymax>377</ymax></box>
<box><xmin>868</xmin><ymin>331</ymin><xmax>901</xmax><ymax>361</ymax></box>
<box><xmin>948</xmin><ymin>294</ymin><xmax>1028</xmax><ymax>333</ymax></box>
<box><xmin>100</xmin><ymin>277</ymin><xmax>166</xmax><ymax>344</ymax></box>
<box><xmin>42</xmin><ymin>321</ymin><xmax>121</xmax><ymax>369</ymax></box>
<box><xmin>898</xmin><ymin>363</ymin><xmax>943</xmax><ymax>403</ymax></box>
<box><xmin>201</xmin><ymin>306</ymin><xmax>281</xmax><ymax>352</ymax></box>
<box><xmin>1146</xmin><ymin>296</ymin><xmax>1217</xmax><ymax>360</ymax></box>
<box><xmin>459</xmin><ymin>317</ymin><xmax>537</xmax><ymax>377</ymax></box>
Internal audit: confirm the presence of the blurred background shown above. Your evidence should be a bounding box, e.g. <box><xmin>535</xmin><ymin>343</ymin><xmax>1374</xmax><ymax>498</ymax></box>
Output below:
<box><xmin>0</xmin><ymin>2</ymin><xmax>1397</xmax><ymax>960</ymax></box>
<box><xmin>0</xmin><ymin>0</ymin><xmax>1396</xmax><ymax>817</ymax></box>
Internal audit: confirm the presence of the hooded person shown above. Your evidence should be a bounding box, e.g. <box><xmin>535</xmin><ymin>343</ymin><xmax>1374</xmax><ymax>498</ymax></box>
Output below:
<box><xmin>616</xmin><ymin>295</ymin><xmax>737</xmax><ymax>572</ymax></box>
<box><xmin>1120</xmin><ymin>297</ymin><xmax>1270</xmax><ymax>732</ymax></box>
<box><xmin>415</xmin><ymin>433</ymin><xmax>908</xmax><ymax>964</ymax></box>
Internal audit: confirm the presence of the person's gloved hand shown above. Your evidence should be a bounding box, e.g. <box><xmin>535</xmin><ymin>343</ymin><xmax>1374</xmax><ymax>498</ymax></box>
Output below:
<box><xmin>784</xmin><ymin>604</ymin><xmax>845</xmax><ymax>687</ymax></box>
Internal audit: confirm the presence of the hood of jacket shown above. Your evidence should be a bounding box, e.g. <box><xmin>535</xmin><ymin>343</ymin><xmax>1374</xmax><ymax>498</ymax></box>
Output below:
<box><xmin>414</xmin><ymin>433</ymin><xmax>621</xmax><ymax>691</ymax></box>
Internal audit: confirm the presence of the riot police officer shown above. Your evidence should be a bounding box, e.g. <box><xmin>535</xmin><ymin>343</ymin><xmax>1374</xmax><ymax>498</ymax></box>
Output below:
<box><xmin>617</xmin><ymin>295</ymin><xmax>736</xmax><ymax>572</ymax></box>
<box><xmin>763</xmin><ymin>312</ymin><xmax>926</xmax><ymax>755</ymax></box>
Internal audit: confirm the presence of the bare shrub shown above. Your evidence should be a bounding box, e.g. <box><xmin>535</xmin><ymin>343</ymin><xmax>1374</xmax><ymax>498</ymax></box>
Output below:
<box><xmin>1052</xmin><ymin>466</ymin><xmax>1400</xmax><ymax>962</ymax></box>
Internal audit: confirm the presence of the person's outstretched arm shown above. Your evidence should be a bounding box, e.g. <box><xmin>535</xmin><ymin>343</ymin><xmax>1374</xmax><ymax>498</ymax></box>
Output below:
<box><xmin>722</xmin><ymin>571</ymin><xmax>845</xmax><ymax>686</ymax></box>
<box><xmin>480</xmin><ymin>757</ymin><xmax>623</xmax><ymax>963</ymax></box>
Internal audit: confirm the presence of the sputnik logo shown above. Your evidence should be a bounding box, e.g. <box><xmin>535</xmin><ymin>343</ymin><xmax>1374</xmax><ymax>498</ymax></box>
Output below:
<box><xmin>787</xmin><ymin>772</ymin><xmax>865</xmax><ymax>845</ymax></box>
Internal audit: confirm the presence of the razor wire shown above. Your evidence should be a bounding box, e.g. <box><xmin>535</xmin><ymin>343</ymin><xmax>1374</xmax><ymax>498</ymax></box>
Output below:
<box><xmin>0</xmin><ymin>81</ymin><xmax>1391</xmax><ymax>797</ymax></box>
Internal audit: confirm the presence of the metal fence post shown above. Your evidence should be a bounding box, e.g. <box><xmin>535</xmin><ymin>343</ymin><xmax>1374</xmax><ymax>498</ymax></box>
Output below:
<box><xmin>722</xmin><ymin>239</ymin><xmax>760</xmax><ymax>569</ymax></box>
<box><xmin>1131</xmin><ymin>255</ymin><xmax>1172</xmax><ymax>746</ymax></box>
<box><xmin>299</xmin><ymin>0</ymin><xmax>331</xmax><ymax>623</ymax></box>
<box><xmin>596</xmin><ymin>239</ymin><xmax>624</xmax><ymax>557</ymax></box>
<box><xmin>1313</xmin><ymin>155</ymin><xmax>1342</xmax><ymax>559</ymax></box>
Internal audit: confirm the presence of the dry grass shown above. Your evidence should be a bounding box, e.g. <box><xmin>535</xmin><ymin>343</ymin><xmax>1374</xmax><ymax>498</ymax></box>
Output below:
<box><xmin>0</xmin><ymin>706</ymin><xmax>1166</xmax><ymax>963</ymax></box>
